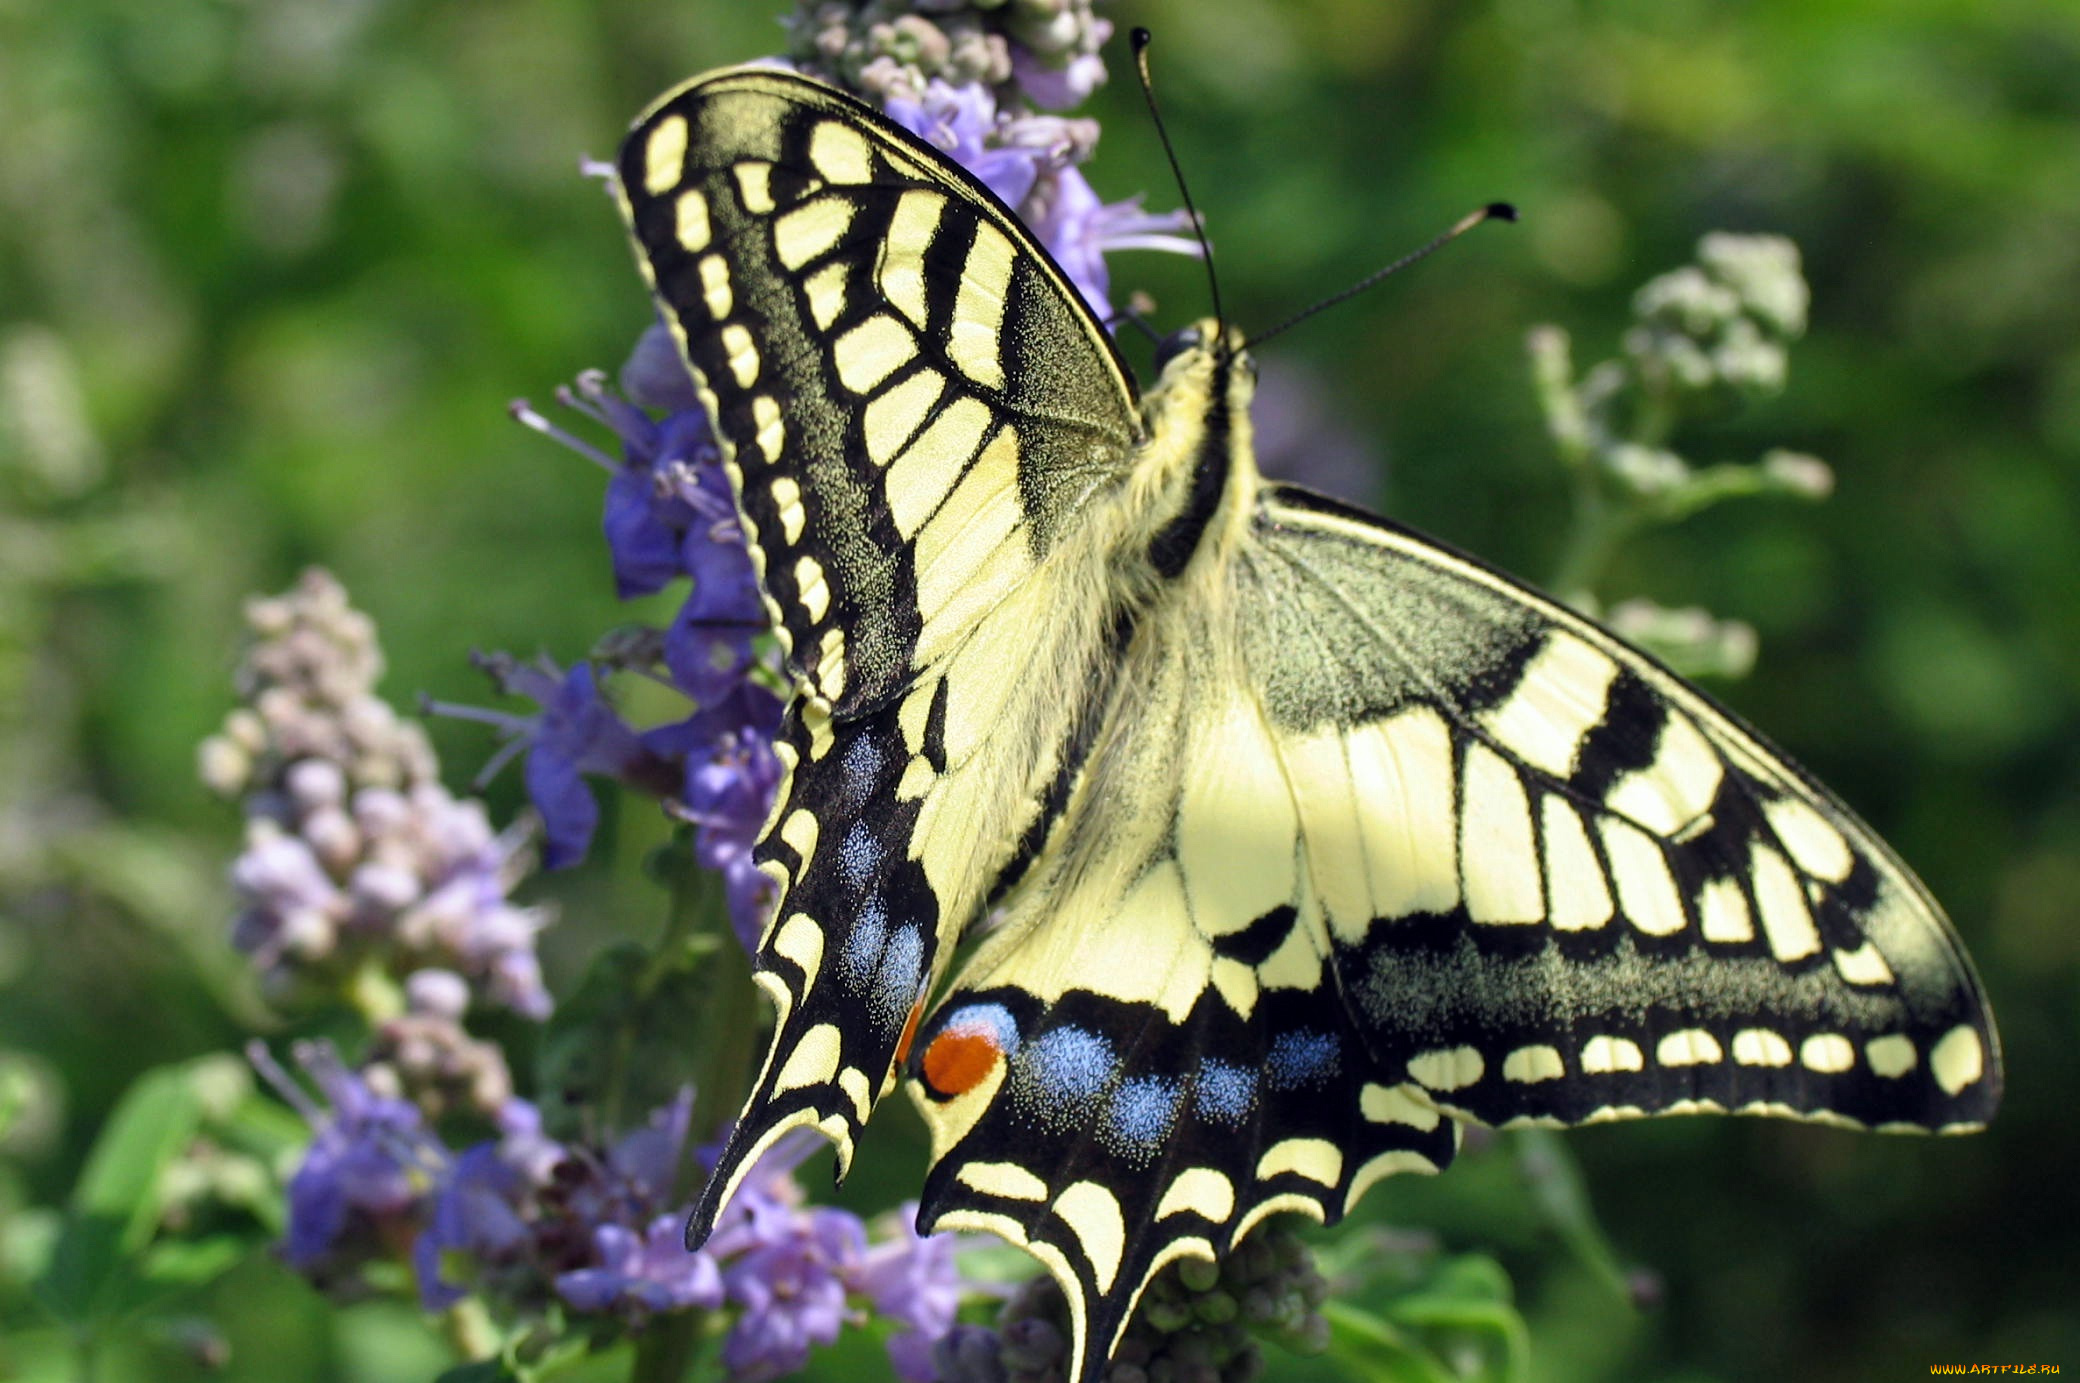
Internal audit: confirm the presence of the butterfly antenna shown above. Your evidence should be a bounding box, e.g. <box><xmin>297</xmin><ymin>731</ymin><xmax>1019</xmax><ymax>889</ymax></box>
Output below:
<box><xmin>1130</xmin><ymin>28</ymin><xmax>1224</xmax><ymax>341</ymax></box>
<box><xmin>1106</xmin><ymin>291</ymin><xmax>1166</xmax><ymax>346</ymax></box>
<box><xmin>1248</xmin><ymin>201</ymin><xmax>1518</xmax><ymax>349</ymax></box>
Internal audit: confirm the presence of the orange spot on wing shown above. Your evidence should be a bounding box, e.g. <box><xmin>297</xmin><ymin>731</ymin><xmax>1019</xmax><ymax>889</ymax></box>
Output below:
<box><xmin>895</xmin><ymin>995</ymin><xmax>926</xmax><ymax>1067</ymax></box>
<box><xmin>922</xmin><ymin>1029</ymin><xmax>1002</xmax><ymax>1097</ymax></box>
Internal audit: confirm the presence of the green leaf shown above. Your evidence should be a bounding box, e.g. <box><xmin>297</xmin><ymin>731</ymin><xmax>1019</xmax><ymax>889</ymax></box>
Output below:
<box><xmin>131</xmin><ymin>1234</ymin><xmax>256</xmax><ymax>1299</ymax></box>
<box><xmin>1325</xmin><ymin>1250</ymin><xmax>1531</xmax><ymax>1383</ymax></box>
<box><xmin>32</xmin><ymin>1061</ymin><xmax>208</xmax><ymax>1327</ymax></box>
<box><xmin>1379</xmin><ymin>1253</ymin><xmax>1530</xmax><ymax>1383</ymax></box>
<box><xmin>1322</xmin><ymin>1301</ymin><xmax>1461</xmax><ymax>1383</ymax></box>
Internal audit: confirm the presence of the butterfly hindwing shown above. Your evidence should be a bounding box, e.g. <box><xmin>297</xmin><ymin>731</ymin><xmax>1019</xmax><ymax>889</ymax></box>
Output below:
<box><xmin>1244</xmin><ymin>483</ymin><xmax>2001</xmax><ymax>1133</ymax></box>
<box><xmin>908</xmin><ymin>983</ymin><xmax>1459</xmax><ymax>1373</ymax></box>
<box><xmin>903</xmin><ymin>473</ymin><xmax>2000</xmax><ymax>1381</ymax></box>
<box><xmin>903</xmin><ymin>589</ymin><xmax>1472</xmax><ymax>1375</ymax></box>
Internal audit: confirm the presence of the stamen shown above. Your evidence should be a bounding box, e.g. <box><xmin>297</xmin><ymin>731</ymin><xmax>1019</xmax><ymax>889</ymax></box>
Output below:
<box><xmin>509</xmin><ymin>399</ymin><xmax>620</xmax><ymax>473</ymax></box>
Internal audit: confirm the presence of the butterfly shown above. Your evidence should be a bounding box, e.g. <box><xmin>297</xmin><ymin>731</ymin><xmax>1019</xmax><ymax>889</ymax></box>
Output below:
<box><xmin>613</xmin><ymin>65</ymin><xmax>2001</xmax><ymax>1381</ymax></box>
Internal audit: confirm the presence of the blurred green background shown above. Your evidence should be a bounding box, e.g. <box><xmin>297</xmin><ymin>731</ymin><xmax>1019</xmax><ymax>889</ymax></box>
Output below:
<box><xmin>2</xmin><ymin>0</ymin><xmax>2075</xmax><ymax>1379</ymax></box>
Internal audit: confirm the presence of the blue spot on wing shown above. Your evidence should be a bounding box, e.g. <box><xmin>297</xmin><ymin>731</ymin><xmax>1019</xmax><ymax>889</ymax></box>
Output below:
<box><xmin>842</xmin><ymin>895</ymin><xmax>888</xmax><ymax>983</ymax></box>
<box><xmin>839</xmin><ymin>734</ymin><xmax>883</xmax><ymax>810</ymax></box>
<box><xmin>839</xmin><ymin>822</ymin><xmax>880</xmax><ymax>891</ymax></box>
<box><xmin>872</xmin><ymin>923</ymin><xmax>924</xmax><ymax>1029</ymax></box>
<box><xmin>938</xmin><ymin>1002</ymin><xmax>1021</xmax><ymax>1056</ymax></box>
<box><xmin>1194</xmin><ymin>1059</ymin><xmax>1257</xmax><ymax>1126</ymax></box>
<box><xmin>1106</xmin><ymin>1076</ymin><xmax>1183</xmax><ymax>1159</ymax></box>
<box><xmin>1268</xmin><ymin>1030</ymin><xmax>1340</xmax><ymax>1091</ymax></box>
<box><xmin>1014</xmin><ymin>1025</ymin><xmax>1116</xmax><ymax>1124</ymax></box>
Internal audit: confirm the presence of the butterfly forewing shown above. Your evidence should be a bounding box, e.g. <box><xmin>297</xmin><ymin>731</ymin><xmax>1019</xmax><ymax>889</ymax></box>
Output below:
<box><xmin>1244</xmin><ymin>485</ymin><xmax>2001</xmax><ymax>1133</ymax></box>
<box><xmin>615</xmin><ymin>70</ymin><xmax>1147</xmax><ymax>1244</ymax></box>
<box><xmin>617</xmin><ymin>71</ymin><xmax>1140</xmax><ymax>714</ymax></box>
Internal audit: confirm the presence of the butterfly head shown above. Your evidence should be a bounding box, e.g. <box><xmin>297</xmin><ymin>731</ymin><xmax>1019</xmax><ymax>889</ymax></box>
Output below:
<box><xmin>1150</xmin><ymin>318</ymin><xmax>1256</xmax><ymax>412</ymax></box>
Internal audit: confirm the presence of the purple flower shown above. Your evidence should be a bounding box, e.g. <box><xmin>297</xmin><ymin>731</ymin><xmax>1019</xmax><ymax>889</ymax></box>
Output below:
<box><xmin>601</xmin><ymin>406</ymin><xmax>720</xmax><ymax>599</ymax></box>
<box><xmin>229</xmin><ymin>826</ymin><xmax>346</xmax><ymax>969</ymax></box>
<box><xmin>652</xmin><ymin>684</ymin><xmax>786</xmax><ymax>949</ymax></box>
<box><xmin>620</xmin><ymin>320</ymin><xmax>703</xmax><ymax>414</ymax></box>
<box><xmin>1011</xmin><ymin>39</ymin><xmax>1110</xmax><ymax>110</ymax></box>
<box><xmin>556</xmin><ymin>1215</ymin><xmax>724</xmax><ymax>1315</ymax></box>
<box><xmin>886</xmin><ymin>80</ymin><xmax>1046</xmax><ymax>211</ymax></box>
<box><xmin>414</xmin><ymin>1143</ymin><xmax>532</xmax><ymax>1309</ymax></box>
<box><xmin>412</xmin><ymin>1098</ymin><xmax>564</xmax><ymax>1309</ymax></box>
<box><xmin>858</xmin><ymin>1206</ymin><xmax>970</xmax><ymax>1382</ymax></box>
<box><xmin>510</xmin><ymin>363</ymin><xmax>772</xmax><ymax>716</ymax></box>
<box><xmin>1025</xmin><ymin>165</ymin><xmax>1200</xmax><ymax>322</ymax></box>
<box><xmin>437</xmin><ymin>655</ymin><xmax>684</xmax><ymax>871</ymax></box>
<box><xmin>720</xmin><ymin>1206</ymin><xmax>865</xmax><ymax>1381</ymax></box>
<box><xmin>604</xmin><ymin>1086</ymin><xmax>695</xmax><ymax>1202</ymax></box>
<box><xmin>665</xmin><ymin>507</ymin><xmax>766</xmax><ymax>706</ymax></box>
<box><xmin>252</xmin><ymin>1041</ymin><xmax>441</xmax><ymax>1283</ymax></box>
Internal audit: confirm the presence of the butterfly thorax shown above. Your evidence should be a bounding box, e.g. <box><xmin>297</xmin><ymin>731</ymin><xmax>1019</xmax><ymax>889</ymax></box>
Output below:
<box><xmin>1118</xmin><ymin>320</ymin><xmax>1261</xmax><ymax>592</ymax></box>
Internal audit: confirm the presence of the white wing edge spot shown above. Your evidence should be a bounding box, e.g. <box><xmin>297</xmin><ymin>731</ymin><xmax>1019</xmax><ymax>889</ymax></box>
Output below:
<box><xmin>1865</xmin><ymin>1034</ymin><xmax>1918</xmax><ymax>1079</ymax></box>
<box><xmin>1799</xmin><ymin>1033</ymin><xmax>1856</xmax><ymax>1074</ymax></box>
<box><xmin>1580</xmin><ymin>1035</ymin><xmax>1645</xmax><ymax>1074</ymax></box>
<box><xmin>1930</xmin><ymin>1025</ymin><xmax>1984</xmax><ymax>1095</ymax></box>
<box><xmin>643</xmin><ymin>114</ymin><xmax>687</xmax><ymax>195</ymax></box>
<box><xmin>1731</xmin><ymin>1028</ymin><xmax>1794</xmax><ymax>1067</ymax></box>
<box><xmin>1407</xmin><ymin>1046</ymin><xmax>1485</xmax><ymax>1092</ymax></box>
<box><xmin>1656</xmin><ymin>1029</ymin><xmax>1724</xmax><ymax>1067</ymax></box>
<box><xmin>1255</xmin><ymin>1138</ymin><xmax>1343</xmax><ymax>1187</ymax></box>
<box><xmin>675</xmin><ymin>187</ymin><xmax>711</xmax><ymax>252</ymax></box>
<box><xmin>1502</xmin><ymin>1045</ymin><xmax>1566</xmax><ymax>1083</ymax></box>
<box><xmin>956</xmin><ymin>1160</ymin><xmax>1050</xmax><ymax>1202</ymax></box>
<box><xmin>1155</xmin><ymin>1167</ymin><xmax>1236</xmax><ymax>1223</ymax></box>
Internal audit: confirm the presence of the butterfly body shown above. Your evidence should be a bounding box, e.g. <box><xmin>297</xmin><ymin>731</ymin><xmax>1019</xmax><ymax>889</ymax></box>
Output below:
<box><xmin>615</xmin><ymin>67</ymin><xmax>1999</xmax><ymax>1381</ymax></box>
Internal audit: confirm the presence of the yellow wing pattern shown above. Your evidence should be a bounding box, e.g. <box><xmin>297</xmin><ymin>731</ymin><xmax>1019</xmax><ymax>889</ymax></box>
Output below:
<box><xmin>618</xmin><ymin>66</ymin><xmax>2001</xmax><ymax>1383</ymax></box>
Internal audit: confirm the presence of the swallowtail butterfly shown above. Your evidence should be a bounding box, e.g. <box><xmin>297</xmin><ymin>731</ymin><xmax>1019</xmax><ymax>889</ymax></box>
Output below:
<box><xmin>613</xmin><ymin>65</ymin><xmax>2001</xmax><ymax>1381</ymax></box>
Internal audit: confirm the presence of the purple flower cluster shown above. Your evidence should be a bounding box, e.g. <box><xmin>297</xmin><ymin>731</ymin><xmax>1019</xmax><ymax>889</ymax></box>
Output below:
<box><xmin>203</xmin><ymin>570</ymin><xmax>553</xmax><ymax>1019</ymax></box>
<box><xmin>252</xmin><ymin>1040</ymin><xmax>444</xmax><ymax>1291</ymax></box>
<box><xmin>263</xmin><ymin>1034</ymin><xmax>973</xmax><ymax>1380</ymax></box>
<box><xmin>412</xmin><ymin>1091</ymin><xmax>966</xmax><ymax>1381</ymax></box>
<box><xmin>498</xmin><ymin>359</ymin><xmax>786</xmax><ymax>951</ymax></box>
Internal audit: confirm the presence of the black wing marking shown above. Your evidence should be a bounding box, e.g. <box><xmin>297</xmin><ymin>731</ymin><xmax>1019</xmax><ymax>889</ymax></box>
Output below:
<box><xmin>1242</xmin><ymin>483</ymin><xmax>2001</xmax><ymax>1134</ymax></box>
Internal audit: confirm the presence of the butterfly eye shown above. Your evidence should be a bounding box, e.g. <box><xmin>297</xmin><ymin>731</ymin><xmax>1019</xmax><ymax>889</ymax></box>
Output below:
<box><xmin>1152</xmin><ymin>325</ymin><xmax>1203</xmax><ymax>373</ymax></box>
